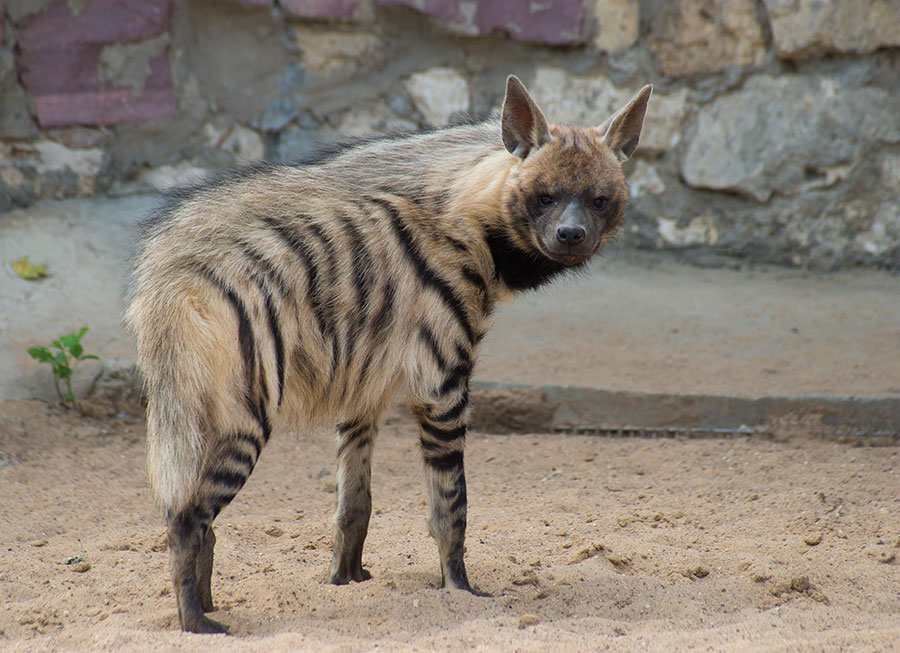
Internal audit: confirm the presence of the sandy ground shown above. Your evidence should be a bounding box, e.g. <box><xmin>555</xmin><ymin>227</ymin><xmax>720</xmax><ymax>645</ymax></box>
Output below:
<box><xmin>1</xmin><ymin>398</ymin><xmax>898</xmax><ymax>652</ymax></box>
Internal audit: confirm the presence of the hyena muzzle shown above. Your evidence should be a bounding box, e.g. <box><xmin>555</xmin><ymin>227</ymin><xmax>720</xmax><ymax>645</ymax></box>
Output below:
<box><xmin>124</xmin><ymin>75</ymin><xmax>651</xmax><ymax>633</ymax></box>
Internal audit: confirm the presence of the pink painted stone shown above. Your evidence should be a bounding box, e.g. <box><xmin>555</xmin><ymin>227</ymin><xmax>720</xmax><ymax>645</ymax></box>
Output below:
<box><xmin>34</xmin><ymin>87</ymin><xmax>177</xmax><ymax>128</ymax></box>
<box><xmin>379</xmin><ymin>0</ymin><xmax>585</xmax><ymax>45</ymax></box>
<box><xmin>18</xmin><ymin>0</ymin><xmax>172</xmax><ymax>50</ymax></box>
<box><xmin>17</xmin><ymin>0</ymin><xmax>176</xmax><ymax>127</ymax></box>
<box><xmin>281</xmin><ymin>0</ymin><xmax>362</xmax><ymax>19</ymax></box>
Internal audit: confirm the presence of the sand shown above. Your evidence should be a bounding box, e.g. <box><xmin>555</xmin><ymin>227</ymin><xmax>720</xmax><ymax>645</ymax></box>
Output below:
<box><xmin>1</xmin><ymin>397</ymin><xmax>898</xmax><ymax>652</ymax></box>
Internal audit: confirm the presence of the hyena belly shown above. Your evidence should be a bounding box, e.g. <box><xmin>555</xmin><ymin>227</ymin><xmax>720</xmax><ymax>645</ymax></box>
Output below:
<box><xmin>126</xmin><ymin>74</ymin><xmax>650</xmax><ymax>634</ymax></box>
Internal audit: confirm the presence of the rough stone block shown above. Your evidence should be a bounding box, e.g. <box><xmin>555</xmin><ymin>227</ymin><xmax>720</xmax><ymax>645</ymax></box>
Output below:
<box><xmin>380</xmin><ymin>0</ymin><xmax>585</xmax><ymax>45</ymax></box>
<box><xmin>291</xmin><ymin>25</ymin><xmax>383</xmax><ymax>76</ymax></box>
<box><xmin>0</xmin><ymin>139</ymin><xmax>104</xmax><ymax>211</ymax></box>
<box><xmin>406</xmin><ymin>67</ymin><xmax>469</xmax><ymax>126</ymax></box>
<box><xmin>17</xmin><ymin>0</ymin><xmax>175</xmax><ymax>127</ymax></box>
<box><xmin>764</xmin><ymin>0</ymin><xmax>900</xmax><ymax>58</ymax></box>
<box><xmin>181</xmin><ymin>0</ymin><xmax>290</xmax><ymax>124</ymax></box>
<box><xmin>681</xmin><ymin>74</ymin><xmax>900</xmax><ymax>202</ymax></box>
<box><xmin>282</xmin><ymin>0</ymin><xmax>362</xmax><ymax>19</ymax></box>
<box><xmin>588</xmin><ymin>0</ymin><xmax>639</xmax><ymax>52</ymax></box>
<box><xmin>647</xmin><ymin>0</ymin><xmax>764</xmax><ymax>76</ymax></box>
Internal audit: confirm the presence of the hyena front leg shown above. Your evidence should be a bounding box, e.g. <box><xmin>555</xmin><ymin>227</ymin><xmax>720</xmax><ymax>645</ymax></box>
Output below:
<box><xmin>414</xmin><ymin>381</ymin><xmax>474</xmax><ymax>592</ymax></box>
<box><xmin>329</xmin><ymin>418</ymin><xmax>377</xmax><ymax>584</ymax></box>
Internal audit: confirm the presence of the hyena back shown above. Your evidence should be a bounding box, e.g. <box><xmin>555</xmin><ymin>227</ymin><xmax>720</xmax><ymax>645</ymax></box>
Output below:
<box><xmin>124</xmin><ymin>75</ymin><xmax>651</xmax><ymax>633</ymax></box>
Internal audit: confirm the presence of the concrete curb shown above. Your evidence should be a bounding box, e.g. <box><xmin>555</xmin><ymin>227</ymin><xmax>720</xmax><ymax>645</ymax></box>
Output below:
<box><xmin>470</xmin><ymin>381</ymin><xmax>900</xmax><ymax>438</ymax></box>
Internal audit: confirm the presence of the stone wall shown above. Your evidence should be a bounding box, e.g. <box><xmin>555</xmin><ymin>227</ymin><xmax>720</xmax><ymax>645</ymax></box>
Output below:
<box><xmin>2</xmin><ymin>0</ymin><xmax>899</xmax><ymax>269</ymax></box>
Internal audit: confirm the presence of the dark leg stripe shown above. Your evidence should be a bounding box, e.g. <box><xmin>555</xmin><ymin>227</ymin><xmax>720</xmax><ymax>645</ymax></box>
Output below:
<box><xmin>336</xmin><ymin>422</ymin><xmax>371</xmax><ymax>458</ymax></box>
<box><xmin>223</xmin><ymin>449</ymin><xmax>255</xmax><ymax>472</ymax></box>
<box><xmin>371</xmin><ymin>197</ymin><xmax>475</xmax><ymax>344</ymax></box>
<box><xmin>209</xmin><ymin>492</ymin><xmax>238</xmax><ymax>516</ymax></box>
<box><xmin>423</xmin><ymin>450</ymin><xmax>464</xmax><ymax>471</ymax></box>
<box><xmin>430</xmin><ymin>391</ymin><xmax>469</xmax><ymax>423</ymax></box>
<box><xmin>208</xmin><ymin>469</ymin><xmax>247</xmax><ymax>489</ymax></box>
<box><xmin>418</xmin><ymin>438</ymin><xmax>444</xmax><ymax>452</ymax></box>
<box><xmin>337</xmin><ymin>433</ymin><xmax>370</xmax><ymax>459</ymax></box>
<box><xmin>194</xmin><ymin>505</ymin><xmax>212</xmax><ymax>524</ymax></box>
<box><xmin>420</xmin><ymin>421</ymin><xmax>466</xmax><ymax>442</ymax></box>
<box><xmin>264</xmin><ymin>218</ymin><xmax>330</xmax><ymax>341</ymax></box>
<box><xmin>439</xmin><ymin>367</ymin><xmax>470</xmax><ymax>396</ymax></box>
<box><xmin>418</xmin><ymin>324</ymin><xmax>448</xmax><ymax>371</ymax></box>
<box><xmin>337</xmin><ymin>419</ymin><xmax>362</xmax><ymax>434</ymax></box>
<box><xmin>450</xmin><ymin>474</ymin><xmax>467</xmax><ymax>513</ymax></box>
<box><xmin>233</xmin><ymin>431</ymin><xmax>262</xmax><ymax>460</ymax></box>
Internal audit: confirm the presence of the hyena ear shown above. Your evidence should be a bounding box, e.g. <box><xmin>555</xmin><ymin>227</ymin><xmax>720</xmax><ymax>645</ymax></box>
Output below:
<box><xmin>501</xmin><ymin>75</ymin><xmax>552</xmax><ymax>159</ymax></box>
<box><xmin>599</xmin><ymin>84</ymin><xmax>653</xmax><ymax>162</ymax></box>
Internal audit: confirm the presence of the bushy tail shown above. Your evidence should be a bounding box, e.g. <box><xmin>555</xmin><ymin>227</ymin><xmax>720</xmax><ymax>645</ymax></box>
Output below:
<box><xmin>145</xmin><ymin>378</ymin><xmax>205</xmax><ymax>514</ymax></box>
<box><xmin>126</xmin><ymin>292</ymin><xmax>217</xmax><ymax>515</ymax></box>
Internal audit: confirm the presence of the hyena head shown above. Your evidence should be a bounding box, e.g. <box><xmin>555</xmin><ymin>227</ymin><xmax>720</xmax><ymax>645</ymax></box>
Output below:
<box><xmin>499</xmin><ymin>75</ymin><xmax>652</xmax><ymax>267</ymax></box>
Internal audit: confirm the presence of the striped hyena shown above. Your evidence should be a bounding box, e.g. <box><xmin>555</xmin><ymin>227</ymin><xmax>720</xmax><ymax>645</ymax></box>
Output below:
<box><xmin>124</xmin><ymin>75</ymin><xmax>651</xmax><ymax>633</ymax></box>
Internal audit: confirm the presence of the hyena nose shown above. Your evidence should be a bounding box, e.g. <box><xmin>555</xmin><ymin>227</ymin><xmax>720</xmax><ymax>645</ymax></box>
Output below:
<box><xmin>556</xmin><ymin>225</ymin><xmax>586</xmax><ymax>245</ymax></box>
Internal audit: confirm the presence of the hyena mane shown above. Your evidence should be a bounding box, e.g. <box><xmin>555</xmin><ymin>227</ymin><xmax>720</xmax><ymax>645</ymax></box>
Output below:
<box><xmin>124</xmin><ymin>75</ymin><xmax>651</xmax><ymax>633</ymax></box>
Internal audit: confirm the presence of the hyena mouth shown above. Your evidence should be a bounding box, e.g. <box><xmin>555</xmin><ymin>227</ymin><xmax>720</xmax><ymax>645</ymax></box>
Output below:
<box><xmin>538</xmin><ymin>240</ymin><xmax>597</xmax><ymax>266</ymax></box>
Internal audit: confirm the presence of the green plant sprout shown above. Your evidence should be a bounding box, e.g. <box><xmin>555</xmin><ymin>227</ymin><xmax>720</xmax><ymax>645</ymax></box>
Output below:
<box><xmin>28</xmin><ymin>327</ymin><xmax>100</xmax><ymax>406</ymax></box>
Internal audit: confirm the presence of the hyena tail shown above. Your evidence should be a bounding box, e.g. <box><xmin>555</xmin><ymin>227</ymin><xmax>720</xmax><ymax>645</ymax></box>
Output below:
<box><xmin>126</xmin><ymin>291</ymin><xmax>224</xmax><ymax>515</ymax></box>
<box><xmin>145</xmin><ymin>380</ymin><xmax>206</xmax><ymax>514</ymax></box>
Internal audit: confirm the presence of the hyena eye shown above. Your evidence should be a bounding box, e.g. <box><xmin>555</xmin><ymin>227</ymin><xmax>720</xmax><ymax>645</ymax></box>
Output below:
<box><xmin>593</xmin><ymin>196</ymin><xmax>609</xmax><ymax>210</ymax></box>
<box><xmin>539</xmin><ymin>194</ymin><xmax>554</xmax><ymax>206</ymax></box>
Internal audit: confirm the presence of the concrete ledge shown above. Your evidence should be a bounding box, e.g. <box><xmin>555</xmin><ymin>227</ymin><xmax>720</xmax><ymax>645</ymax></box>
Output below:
<box><xmin>470</xmin><ymin>381</ymin><xmax>900</xmax><ymax>438</ymax></box>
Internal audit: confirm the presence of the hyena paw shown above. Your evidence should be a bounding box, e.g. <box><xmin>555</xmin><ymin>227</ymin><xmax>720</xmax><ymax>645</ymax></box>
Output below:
<box><xmin>182</xmin><ymin>613</ymin><xmax>228</xmax><ymax>635</ymax></box>
<box><xmin>329</xmin><ymin>566</ymin><xmax>372</xmax><ymax>585</ymax></box>
<box><xmin>443</xmin><ymin>580</ymin><xmax>491</xmax><ymax>597</ymax></box>
<box><xmin>354</xmin><ymin>567</ymin><xmax>373</xmax><ymax>582</ymax></box>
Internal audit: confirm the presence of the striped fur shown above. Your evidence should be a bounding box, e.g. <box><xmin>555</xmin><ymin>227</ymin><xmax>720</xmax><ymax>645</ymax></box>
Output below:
<box><xmin>124</xmin><ymin>76</ymin><xmax>651</xmax><ymax>633</ymax></box>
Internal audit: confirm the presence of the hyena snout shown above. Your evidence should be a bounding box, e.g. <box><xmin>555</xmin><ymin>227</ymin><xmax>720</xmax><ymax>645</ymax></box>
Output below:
<box><xmin>556</xmin><ymin>224</ymin><xmax>586</xmax><ymax>244</ymax></box>
<box><xmin>541</xmin><ymin>203</ymin><xmax>599</xmax><ymax>264</ymax></box>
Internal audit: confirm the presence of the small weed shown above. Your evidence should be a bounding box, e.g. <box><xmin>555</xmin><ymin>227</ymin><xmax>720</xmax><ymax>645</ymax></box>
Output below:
<box><xmin>28</xmin><ymin>327</ymin><xmax>100</xmax><ymax>407</ymax></box>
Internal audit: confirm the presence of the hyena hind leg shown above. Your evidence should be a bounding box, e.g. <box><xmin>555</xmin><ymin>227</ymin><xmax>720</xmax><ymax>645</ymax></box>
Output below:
<box><xmin>196</xmin><ymin>526</ymin><xmax>216</xmax><ymax>612</ymax></box>
<box><xmin>329</xmin><ymin>418</ymin><xmax>377</xmax><ymax>585</ymax></box>
<box><xmin>169</xmin><ymin>508</ymin><xmax>228</xmax><ymax>634</ymax></box>
<box><xmin>168</xmin><ymin>430</ymin><xmax>264</xmax><ymax>633</ymax></box>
